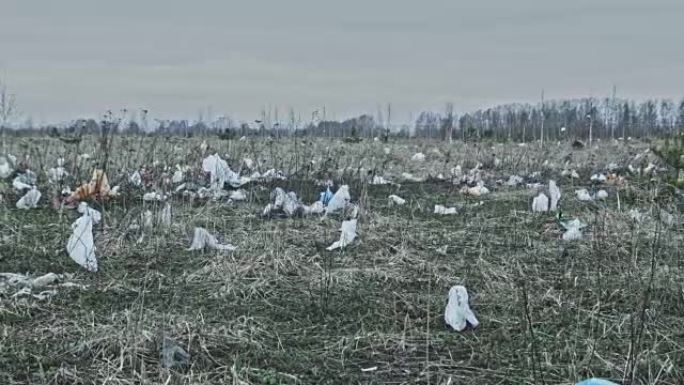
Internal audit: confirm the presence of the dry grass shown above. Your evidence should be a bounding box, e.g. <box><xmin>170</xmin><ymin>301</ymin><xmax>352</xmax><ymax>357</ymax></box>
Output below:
<box><xmin>0</xmin><ymin>136</ymin><xmax>682</xmax><ymax>385</ymax></box>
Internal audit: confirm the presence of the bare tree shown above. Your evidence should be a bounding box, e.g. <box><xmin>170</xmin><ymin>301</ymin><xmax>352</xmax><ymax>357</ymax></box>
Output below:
<box><xmin>0</xmin><ymin>79</ymin><xmax>18</xmax><ymax>153</ymax></box>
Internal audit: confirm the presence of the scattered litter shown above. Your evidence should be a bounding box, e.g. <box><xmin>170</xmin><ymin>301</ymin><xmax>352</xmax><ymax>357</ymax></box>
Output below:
<box><xmin>595</xmin><ymin>190</ymin><xmax>609</xmax><ymax>200</ymax></box>
<box><xmin>591</xmin><ymin>173</ymin><xmax>607</xmax><ymax>183</ymax></box>
<box><xmin>161</xmin><ymin>337</ymin><xmax>190</xmax><ymax>369</ymax></box>
<box><xmin>326</xmin><ymin>185</ymin><xmax>351</xmax><ymax>214</ymax></box>
<box><xmin>319</xmin><ymin>187</ymin><xmax>334</xmax><ymax>205</ymax></box>
<box><xmin>16</xmin><ymin>187</ymin><xmax>41</xmax><ymax>209</ymax></box>
<box><xmin>549</xmin><ymin>180</ymin><xmax>561</xmax><ymax>211</ymax></box>
<box><xmin>229</xmin><ymin>189</ymin><xmax>247</xmax><ymax>201</ymax></box>
<box><xmin>202</xmin><ymin>153</ymin><xmax>247</xmax><ymax>189</ymax></box>
<box><xmin>574</xmin><ymin>379</ymin><xmax>619</xmax><ymax>385</ymax></box>
<box><xmin>402</xmin><ymin>172</ymin><xmax>424</xmax><ymax>183</ymax></box>
<box><xmin>532</xmin><ymin>193</ymin><xmax>549</xmax><ymax>212</ymax></box>
<box><xmin>48</xmin><ymin>166</ymin><xmax>69</xmax><ymax>184</ymax></box>
<box><xmin>66</xmin><ymin>203</ymin><xmax>100</xmax><ymax>272</ymax></box>
<box><xmin>434</xmin><ymin>205</ymin><xmax>458</xmax><ymax>215</ymax></box>
<box><xmin>172</xmin><ymin>169</ymin><xmax>184</xmax><ymax>184</ymax></box>
<box><xmin>143</xmin><ymin>192</ymin><xmax>167</xmax><ymax>202</ymax></box>
<box><xmin>371</xmin><ymin>175</ymin><xmax>392</xmax><ymax>185</ymax></box>
<box><xmin>561</xmin><ymin>169</ymin><xmax>580</xmax><ymax>179</ymax></box>
<box><xmin>575</xmin><ymin>189</ymin><xmax>593</xmax><ymax>202</ymax></box>
<box><xmin>326</xmin><ymin>219</ymin><xmax>358</xmax><ymax>250</ymax></box>
<box><xmin>159</xmin><ymin>203</ymin><xmax>172</xmax><ymax>228</ymax></box>
<box><xmin>71</xmin><ymin>170</ymin><xmax>115</xmax><ymax>201</ymax></box>
<box><xmin>411</xmin><ymin>152</ymin><xmax>426</xmax><ymax>162</ymax></box>
<box><xmin>388</xmin><ymin>194</ymin><xmax>406</xmax><ymax>206</ymax></box>
<box><xmin>444</xmin><ymin>285</ymin><xmax>479</xmax><ymax>332</ymax></box>
<box><xmin>560</xmin><ymin>218</ymin><xmax>586</xmax><ymax>241</ymax></box>
<box><xmin>461</xmin><ymin>184</ymin><xmax>490</xmax><ymax>197</ymax></box>
<box><xmin>188</xmin><ymin>227</ymin><xmax>237</xmax><ymax>252</ymax></box>
<box><xmin>505</xmin><ymin>175</ymin><xmax>524</xmax><ymax>187</ymax></box>
<box><xmin>0</xmin><ymin>156</ymin><xmax>13</xmax><ymax>178</ymax></box>
<box><xmin>303</xmin><ymin>201</ymin><xmax>325</xmax><ymax>215</ymax></box>
<box><xmin>129</xmin><ymin>170</ymin><xmax>142</xmax><ymax>186</ymax></box>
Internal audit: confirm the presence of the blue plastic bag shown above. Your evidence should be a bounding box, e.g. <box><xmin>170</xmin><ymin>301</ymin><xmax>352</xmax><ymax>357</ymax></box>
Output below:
<box><xmin>575</xmin><ymin>378</ymin><xmax>619</xmax><ymax>385</ymax></box>
<box><xmin>319</xmin><ymin>187</ymin><xmax>333</xmax><ymax>206</ymax></box>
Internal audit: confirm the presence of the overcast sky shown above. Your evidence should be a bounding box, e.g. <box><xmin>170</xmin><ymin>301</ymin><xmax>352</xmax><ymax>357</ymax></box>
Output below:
<box><xmin>1</xmin><ymin>0</ymin><xmax>683</xmax><ymax>124</ymax></box>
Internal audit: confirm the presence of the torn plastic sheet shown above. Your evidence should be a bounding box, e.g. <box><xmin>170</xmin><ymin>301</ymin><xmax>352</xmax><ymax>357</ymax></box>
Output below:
<box><xmin>202</xmin><ymin>153</ymin><xmax>247</xmax><ymax>189</ymax></box>
<box><xmin>326</xmin><ymin>219</ymin><xmax>358</xmax><ymax>250</ymax></box>
<box><xmin>188</xmin><ymin>227</ymin><xmax>237</xmax><ymax>252</ymax></box>
<box><xmin>549</xmin><ymin>180</ymin><xmax>561</xmax><ymax>211</ymax></box>
<box><xmin>16</xmin><ymin>187</ymin><xmax>41</xmax><ymax>209</ymax></box>
<box><xmin>532</xmin><ymin>192</ymin><xmax>549</xmax><ymax>213</ymax></box>
<box><xmin>561</xmin><ymin>218</ymin><xmax>586</xmax><ymax>241</ymax></box>
<box><xmin>434</xmin><ymin>205</ymin><xmax>458</xmax><ymax>215</ymax></box>
<box><xmin>319</xmin><ymin>187</ymin><xmax>333</xmax><ymax>205</ymax></box>
<box><xmin>66</xmin><ymin>203</ymin><xmax>100</xmax><ymax>272</ymax></box>
<box><xmin>388</xmin><ymin>194</ymin><xmax>406</xmax><ymax>206</ymax></box>
<box><xmin>444</xmin><ymin>285</ymin><xmax>479</xmax><ymax>332</ymax></box>
<box><xmin>325</xmin><ymin>185</ymin><xmax>351</xmax><ymax>214</ymax></box>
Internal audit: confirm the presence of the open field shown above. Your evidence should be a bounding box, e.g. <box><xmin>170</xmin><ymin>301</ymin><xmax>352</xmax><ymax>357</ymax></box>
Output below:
<box><xmin>1</xmin><ymin>136</ymin><xmax>683</xmax><ymax>385</ymax></box>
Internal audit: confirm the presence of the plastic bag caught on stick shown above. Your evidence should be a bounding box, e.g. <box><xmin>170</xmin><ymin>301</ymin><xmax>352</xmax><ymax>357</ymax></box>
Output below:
<box><xmin>444</xmin><ymin>285</ymin><xmax>479</xmax><ymax>332</ymax></box>
<box><xmin>326</xmin><ymin>219</ymin><xmax>357</xmax><ymax>250</ymax></box>
<box><xmin>66</xmin><ymin>203</ymin><xmax>100</xmax><ymax>272</ymax></box>
<box><xmin>16</xmin><ymin>187</ymin><xmax>41</xmax><ymax>209</ymax></box>
<box><xmin>188</xmin><ymin>227</ymin><xmax>236</xmax><ymax>252</ymax></box>
<box><xmin>325</xmin><ymin>185</ymin><xmax>351</xmax><ymax>214</ymax></box>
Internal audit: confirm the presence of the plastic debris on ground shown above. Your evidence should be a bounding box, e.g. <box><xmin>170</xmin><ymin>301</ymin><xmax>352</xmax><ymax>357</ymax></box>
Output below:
<box><xmin>591</xmin><ymin>173</ymin><xmax>607</xmax><ymax>183</ymax></box>
<box><xmin>159</xmin><ymin>203</ymin><xmax>172</xmax><ymax>228</ymax></box>
<box><xmin>319</xmin><ymin>187</ymin><xmax>334</xmax><ymax>205</ymax></box>
<box><xmin>229</xmin><ymin>189</ymin><xmax>247</xmax><ymax>201</ymax></box>
<box><xmin>143</xmin><ymin>192</ymin><xmax>167</xmax><ymax>202</ymax></box>
<box><xmin>48</xmin><ymin>166</ymin><xmax>69</xmax><ymax>184</ymax></box>
<box><xmin>188</xmin><ymin>227</ymin><xmax>237</xmax><ymax>252</ymax></box>
<box><xmin>461</xmin><ymin>183</ymin><xmax>490</xmax><ymax>197</ymax></box>
<box><xmin>172</xmin><ymin>169</ymin><xmax>185</xmax><ymax>184</ymax></box>
<box><xmin>574</xmin><ymin>379</ymin><xmax>619</xmax><ymax>385</ymax></box>
<box><xmin>388</xmin><ymin>194</ymin><xmax>406</xmax><ymax>206</ymax></box>
<box><xmin>402</xmin><ymin>172</ymin><xmax>424</xmax><ymax>183</ymax></box>
<box><xmin>129</xmin><ymin>170</ymin><xmax>142</xmax><ymax>186</ymax></box>
<box><xmin>549</xmin><ymin>180</ymin><xmax>561</xmax><ymax>211</ymax></box>
<box><xmin>505</xmin><ymin>175</ymin><xmax>524</xmax><ymax>187</ymax></box>
<box><xmin>532</xmin><ymin>192</ymin><xmax>549</xmax><ymax>212</ymax></box>
<box><xmin>202</xmin><ymin>153</ymin><xmax>247</xmax><ymax>189</ymax></box>
<box><xmin>66</xmin><ymin>202</ymin><xmax>101</xmax><ymax>272</ymax></box>
<box><xmin>444</xmin><ymin>285</ymin><xmax>479</xmax><ymax>332</ymax></box>
<box><xmin>371</xmin><ymin>175</ymin><xmax>392</xmax><ymax>185</ymax></box>
<box><xmin>0</xmin><ymin>156</ymin><xmax>13</xmax><ymax>178</ymax></box>
<box><xmin>262</xmin><ymin>187</ymin><xmax>304</xmax><ymax>217</ymax></box>
<box><xmin>326</xmin><ymin>219</ymin><xmax>358</xmax><ymax>250</ymax></box>
<box><xmin>325</xmin><ymin>185</ymin><xmax>351</xmax><ymax>215</ymax></box>
<box><xmin>13</xmin><ymin>170</ymin><xmax>36</xmax><ymax>191</ymax></box>
<box><xmin>575</xmin><ymin>189</ymin><xmax>593</xmax><ymax>202</ymax></box>
<box><xmin>560</xmin><ymin>218</ymin><xmax>586</xmax><ymax>241</ymax></box>
<box><xmin>595</xmin><ymin>189</ymin><xmax>609</xmax><ymax>200</ymax></box>
<box><xmin>70</xmin><ymin>169</ymin><xmax>116</xmax><ymax>201</ymax></box>
<box><xmin>161</xmin><ymin>336</ymin><xmax>190</xmax><ymax>369</ymax></box>
<box><xmin>411</xmin><ymin>152</ymin><xmax>426</xmax><ymax>162</ymax></box>
<box><xmin>629</xmin><ymin>208</ymin><xmax>643</xmax><ymax>223</ymax></box>
<box><xmin>16</xmin><ymin>187</ymin><xmax>41</xmax><ymax>209</ymax></box>
<box><xmin>434</xmin><ymin>205</ymin><xmax>458</xmax><ymax>215</ymax></box>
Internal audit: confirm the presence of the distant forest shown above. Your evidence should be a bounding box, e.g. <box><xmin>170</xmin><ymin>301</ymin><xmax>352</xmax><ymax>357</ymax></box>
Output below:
<box><xmin>19</xmin><ymin>97</ymin><xmax>684</xmax><ymax>141</ymax></box>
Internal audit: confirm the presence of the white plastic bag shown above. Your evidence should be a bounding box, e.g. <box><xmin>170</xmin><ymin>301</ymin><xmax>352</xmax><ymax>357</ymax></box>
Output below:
<box><xmin>575</xmin><ymin>189</ymin><xmax>593</xmax><ymax>202</ymax></box>
<box><xmin>188</xmin><ymin>227</ymin><xmax>236</xmax><ymax>252</ymax></box>
<box><xmin>229</xmin><ymin>190</ymin><xmax>247</xmax><ymax>201</ymax></box>
<box><xmin>129</xmin><ymin>170</ymin><xmax>142</xmax><ymax>186</ymax></box>
<box><xmin>532</xmin><ymin>192</ymin><xmax>549</xmax><ymax>212</ymax></box>
<box><xmin>560</xmin><ymin>218</ymin><xmax>586</xmax><ymax>241</ymax></box>
<box><xmin>595</xmin><ymin>189</ymin><xmax>608</xmax><ymax>200</ymax></box>
<box><xmin>202</xmin><ymin>153</ymin><xmax>244</xmax><ymax>188</ymax></box>
<box><xmin>66</xmin><ymin>203</ymin><xmax>100</xmax><ymax>272</ymax></box>
<box><xmin>16</xmin><ymin>187</ymin><xmax>41</xmax><ymax>209</ymax></box>
<box><xmin>505</xmin><ymin>175</ymin><xmax>524</xmax><ymax>187</ymax></box>
<box><xmin>143</xmin><ymin>192</ymin><xmax>166</xmax><ymax>202</ymax></box>
<box><xmin>327</xmin><ymin>219</ymin><xmax>358</xmax><ymax>250</ymax></box>
<box><xmin>388</xmin><ymin>194</ymin><xmax>406</xmax><ymax>206</ymax></box>
<box><xmin>434</xmin><ymin>205</ymin><xmax>458</xmax><ymax>215</ymax></box>
<box><xmin>549</xmin><ymin>180</ymin><xmax>561</xmax><ymax>211</ymax></box>
<box><xmin>325</xmin><ymin>185</ymin><xmax>351</xmax><ymax>214</ymax></box>
<box><xmin>444</xmin><ymin>285</ymin><xmax>479</xmax><ymax>331</ymax></box>
<box><xmin>411</xmin><ymin>152</ymin><xmax>426</xmax><ymax>162</ymax></box>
